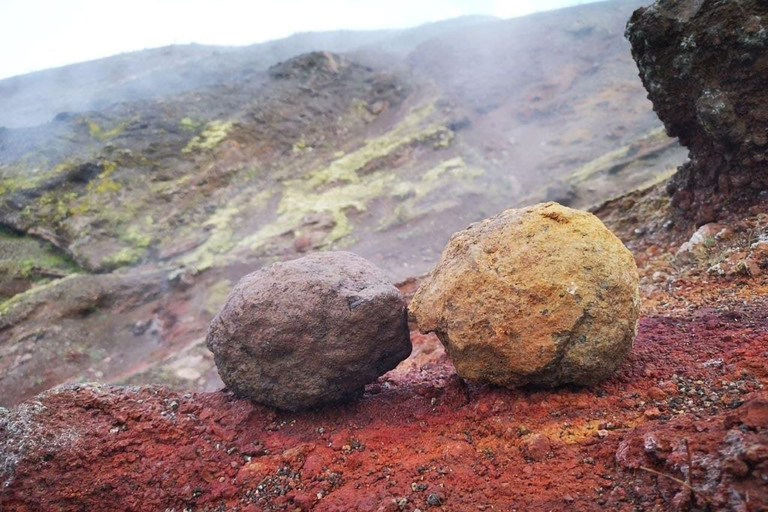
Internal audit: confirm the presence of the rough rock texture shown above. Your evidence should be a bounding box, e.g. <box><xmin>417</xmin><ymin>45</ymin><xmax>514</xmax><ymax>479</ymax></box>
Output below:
<box><xmin>410</xmin><ymin>202</ymin><xmax>640</xmax><ymax>388</ymax></box>
<box><xmin>1</xmin><ymin>293</ymin><xmax>766</xmax><ymax>512</ymax></box>
<box><xmin>206</xmin><ymin>251</ymin><xmax>411</xmax><ymax>410</ymax></box>
<box><xmin>626</xmin><ymin>0</ymin><xmax>768</xmax><ymax>224</ymax></box>
<box><xmin>2</xmin><ymin>212</ymin><xmax>768</xmax><ymax>511</ymax></box>
<box><xmin>617</xmin><ymin>394</ymin><xmax>768</xmax><ymax>511</ymax></box>
<box><xmin>675</xmin><ymin>222</ymin><xmax>733</xmax><ymax>263</ymax></box>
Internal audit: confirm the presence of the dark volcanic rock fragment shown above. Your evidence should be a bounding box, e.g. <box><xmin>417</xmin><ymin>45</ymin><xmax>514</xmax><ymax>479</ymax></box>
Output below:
<box><xmin>626</xmin><ymin>0</ymin><xmax>768</xmax><ymax>223</ymax></box>
<box><xmin>206</xmin><ymin>251</ymin><xmax>411</xmax><ymax>411</ymax></box>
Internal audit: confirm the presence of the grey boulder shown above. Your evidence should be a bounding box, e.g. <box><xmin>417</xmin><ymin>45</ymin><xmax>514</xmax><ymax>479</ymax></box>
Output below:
<box><xmin>206</xmin><ymin>251</ymin><xmax>411</xmax><ymax>410</ymax></box>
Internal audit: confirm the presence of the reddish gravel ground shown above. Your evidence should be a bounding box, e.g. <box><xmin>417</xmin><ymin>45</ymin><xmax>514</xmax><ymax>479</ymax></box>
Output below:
<box><xmin>2</xmin><ymin>200</ymin><xmax>768</xmax><ymax>512</ymax></box>
<box><xmin>1</xmin><ymin>270</ymin><xmax>767</xmax><ymax>511</ymax></box>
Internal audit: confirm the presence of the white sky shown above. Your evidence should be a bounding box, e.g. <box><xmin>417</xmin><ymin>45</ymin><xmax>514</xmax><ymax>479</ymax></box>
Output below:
<box><xmin>0</xmin><ymin>0</ymin><xmax>595</xmax><ymax>80</ymax></box>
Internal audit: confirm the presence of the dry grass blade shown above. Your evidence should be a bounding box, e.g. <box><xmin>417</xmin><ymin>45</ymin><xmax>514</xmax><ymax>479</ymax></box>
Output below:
<box><xmin>638</xmin><ymin>466</ymin><xmax>711</xmax><ymax>505</ymax></box>
<box><xmin>685</xmin><ymin>439</ymin><xmax>695</xmax><ymax>508</ymax></box>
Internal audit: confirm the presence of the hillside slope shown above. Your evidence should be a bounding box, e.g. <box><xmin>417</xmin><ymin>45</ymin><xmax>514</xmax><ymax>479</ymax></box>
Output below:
<box><xmin>0</xmin><ymin>0</ymin><xmax>687</xmax><ymax>406</ymax></box>
<box><xmin>2</xmin><ymin>198</ymin><xmax>767</xmax><ymax>511</ymax></box>
<box><xmin>0</xmin><ymin>17</ymin><xmax>496</xmax><ymax>129</ymax></box>
<box><xmin>3</xmin><ymin>1</ymin><xmax>768</xmax><ymax>510</ymax></box>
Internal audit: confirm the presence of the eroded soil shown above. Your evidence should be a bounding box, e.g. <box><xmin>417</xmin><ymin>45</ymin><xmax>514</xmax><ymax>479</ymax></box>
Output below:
<box><xmin>0</xmin><ymin>0</ymin><xmax>687</xmax><ymax>409</ymax></box>
<box><xmin>2</xmin><ymin>215</ymin><xmax>767</xmax><ymax>511</ymax></box>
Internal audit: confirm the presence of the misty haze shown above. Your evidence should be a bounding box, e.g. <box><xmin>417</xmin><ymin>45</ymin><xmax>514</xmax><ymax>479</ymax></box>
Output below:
<box><xmin>1</xmin><ymin>0</ymin><xmax>767</xmax><ymax>510</ymax></box>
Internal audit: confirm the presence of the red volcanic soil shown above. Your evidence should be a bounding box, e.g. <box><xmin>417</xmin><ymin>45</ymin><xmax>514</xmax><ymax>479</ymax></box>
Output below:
<box><xmin>1</xmin><ymin>269</ymin><xmax>767</xmax><ymax>511</ymax></box>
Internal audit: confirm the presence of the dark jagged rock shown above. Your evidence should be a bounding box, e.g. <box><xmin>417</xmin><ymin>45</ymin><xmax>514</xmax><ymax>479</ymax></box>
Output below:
<box><xmin>626</xmin><ymin>0</ymin><xmax>768</xmax><ymax>224</ymax></box>
<box><xmin>206</xmin><ymin>251</ymin><xmax>411</xmax><ymax>411</ymax></box>
<box><xmin>269</xmin><ymin>51</ymin><xmax>349</xmax><ymax>80</ymax></box>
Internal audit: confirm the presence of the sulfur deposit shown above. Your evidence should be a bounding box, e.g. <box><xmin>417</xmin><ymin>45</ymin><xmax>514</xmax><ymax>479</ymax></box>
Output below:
<box><xmin>410</xmin><ymin>202</ymin><xmax>639</xmax><ymax>387</ymax></box>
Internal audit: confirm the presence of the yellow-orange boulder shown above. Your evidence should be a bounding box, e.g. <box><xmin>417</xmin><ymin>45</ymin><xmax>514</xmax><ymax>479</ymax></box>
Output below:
<box><xmin>410</xmin><ymin>202</ymin><xmax>639</xmax><ymax>387</ymax></box>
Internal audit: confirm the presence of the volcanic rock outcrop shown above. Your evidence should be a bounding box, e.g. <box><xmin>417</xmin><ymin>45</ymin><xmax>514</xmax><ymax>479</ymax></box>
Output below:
<box><xmin>410</xmin><ymin>202</ymin><xmax>640</xmax><ymax>387</ymax></box>
<box><xmin>206</xmin><ymin>251</ymin><xmax>411</xmax><ymax>410</ymax></box>
<box><xmin>626</xmin><ymin>0</ymin><xmax>768</xmax><ymax>223</ymax></box>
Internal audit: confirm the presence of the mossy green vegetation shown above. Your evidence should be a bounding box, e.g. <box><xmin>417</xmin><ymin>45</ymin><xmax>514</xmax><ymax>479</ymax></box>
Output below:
<box><xmin>182</xmin><ymin>120</ymin><xmax>235</xmax><ymax>153</ymax></box>
<box><xmin>378</xmin><ymin>157</ymin><xmax>484</xmax><ymax>230</ymax></box>
<box><xmin>3</xmin><ymin>151</ymin><xmax>188</xmax><ymax>272</ymax></box>
<box><xmin>100</xmin><ymin>216</ymin><xmax>157</xmax><ymax>271</ymax></box>
<box><xmin>98</xmin><ymin>159</ymin><xmax>118</xmax><ymax>178</ymax></box>
<box><xmin>2</xmin><ymin>158</ymin><xmax>125</xmax><ymax>232</ymax></box>
<box><xmin>179</xmin><ymin>190</ymin><xmax>273</xmax><ymax>272</ymax></box>
<box><xmin>180</xmin><ymin>117</ymin><xmax>203</xmax><ymax>131</ymax></box>
<box><xmin>36</xmin><ymin>191</ymin><xmax>81</xmax><ymax>224</ymax></box>
<box><xmin>0</xmin><ymin>161</ymin><xmax>75</xmax><ymax>197</ymax></box>
<box><xmin>28</xmin><ymin>161</ymin><xmax>128</xmax><ymax>227</ymax></box>
<box><xmin>568</xmin><ymin>126</ymin><xmax>670</xmax><ymax>184</ymax></box>
<box><xmin>177</xmin><ymin>102</ymin><xmax>468</xmax><ymax>271</ymax></box>
<box><xmin>1</xmin><ymin>158</ymin><xmax>124</xmax><ymax>201</ymax></box>
<box><xmin>352</xmin><ymin>98</ymin><xmax>370</xmax><ymax>117</ymax></box>
<box><xmin>84</xmin><ymin>118</ymin><xmax>128</xmax><ymax>142</ymax></box>
<box><xmin>120</xmin><ymin>224</ymin><xmax>154</xmax><ymax>249</ymax></box>
<box><xmin>292</xmin><ymin>139</ymin><xmax>310</xmax><ymax>152</ymax></box>
<box><xmin>0</xmin><ymin>227</ymin><xmax>83</xmax><ymax>304</ymax></box>
<box><xmin>302</xmin><ymin>103</ymin><xmax>449</xmax><ymax>188</ymax></box>
<box><xmin>102</xmin><ymin>247</ymin><xmax>146</xmax><ymax>270</ymax></box>
<box><xmin>89</xmin><ymin>178</ymin><xmax>121</xmax><ymax>195</ymax></box>
<box><xmin>1</xmin><ymin>99</ymin><xmax>482</xmax><ymax>277</ymax></box>
<box><xmin>204</xmin><ymin>279</ymin><xmax>232</xmax><ymax>315</ymax></box>
<box><xmin>0</xmin><ymin>273</ymin><xmax>83</xmax><ymax>317</ymax></box>
<box><xmin>236</xmin><ymin>108</ymin><xmax>479</xmax><ymax>252</ymax></box>
<box><xmin>0</xmin><ymin>227</ymin><xmax>82</xmax><ymax>279</ymax></box>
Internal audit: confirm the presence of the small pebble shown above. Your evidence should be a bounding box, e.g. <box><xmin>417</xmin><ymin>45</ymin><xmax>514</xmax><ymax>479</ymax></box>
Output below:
<box><xmin>644</xmin><ymin>408</ymin><xmax>662</xmax><ymax>420</ymax></box>
<box><xmin>426</xmin><ymin>493</ymin><xmax>443</xmax><ymax>506</ymax></box>
<box><xmin>722</xmin><ymin>457</ymin><xmax>749</xmax><ymax>477</ymax></box>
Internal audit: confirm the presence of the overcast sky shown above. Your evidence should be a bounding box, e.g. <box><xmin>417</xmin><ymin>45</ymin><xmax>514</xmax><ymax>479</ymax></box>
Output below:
<box><xmin>0</xmin><ymin>0</ymin><xmax>597</xmax><ymax>80</ymax></box>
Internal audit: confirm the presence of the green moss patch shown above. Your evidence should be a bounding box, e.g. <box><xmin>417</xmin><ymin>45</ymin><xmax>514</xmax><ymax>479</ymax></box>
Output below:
<box><xmin>182</xmin><ymin>120</ymin><xmax>235</xmax><ymax>153</ymax></box>
<box><xmin>0</xmin><ymin>227</ymin><xmax>81</xmax><ymax>278</ymax></box>
<box><xmin>204</xmin><ymin>279</ymin><xmax>232</xmax><ymax>315</ymax></box>
<box><xmin>102</xmin><ymin>247</ymin><xmax>146</xmax><ymax>270</ymax></box>
<box><xmin>237</xmin><ymin>111</ymin><xmax>478</xmax><ymax>251</ymax></box>
<box><xmin>84</xmin><ymin>118</ymin><xmax>128</xmax><ymax>142</ymax></box>
<box><xmin>568</xmin><ymin>127</ymin><xmax>671</xmax><ymax>184</ymax></box>
<box><xmin>377</xmin><ymin>157</ymin><xmax>484</xmax><ymax>230</ymax></box>
<box><xmin>0</xmin><ymin>227</ymin><xmax>83</xmax><ymax>303</ymax></box>
<box><xmin>179</xmin><ymin>190</ymin><xmax>274</xmax><ymax>272</ymax></box>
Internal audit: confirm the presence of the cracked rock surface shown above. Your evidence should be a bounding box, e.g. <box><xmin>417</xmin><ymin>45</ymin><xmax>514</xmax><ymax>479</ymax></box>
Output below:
<box><xmin>410</xmin><ymin>202</ymin><xmax>639</xmax><ymax>387</ymax></box>
<box><xmin>626</xmin><ymin>0</ymin><xmax>768</xmax><ymax>223</ymax></box>
<box><xmin>206</xmin><ymin>251</ymin><xmax>411</xmax><ymax>410</ymax></box>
